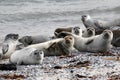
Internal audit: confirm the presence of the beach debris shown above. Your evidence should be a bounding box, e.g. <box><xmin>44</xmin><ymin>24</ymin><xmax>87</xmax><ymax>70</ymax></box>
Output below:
<box><xmin>0</xmin><ymin>74</ymin><xmax>25</xmax><ymax>79</ymax></box>
<box><xmin>0</xmin><ymin>64</ymin><xmax>17</xmax><ymax>70</ymax></box>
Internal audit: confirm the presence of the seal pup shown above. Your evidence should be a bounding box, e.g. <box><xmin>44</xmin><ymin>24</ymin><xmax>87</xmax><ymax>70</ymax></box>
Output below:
<box><xmin>81</xmin><ymin>15</ymin><xmax>120</xmax><ymax>30</ymax></box>
<box><xmin>44</xmin><ymin>35</ymin><xmax>74</xmax><ymax>56</ymax></box>
<box><xmin>54</xmin><ymin>26</ymin><xmax>81</xmax><ymax>37</ymax></box>
<box><xmin>0</xmin><ymin>33</ymin><xmax>19</xmax><ymax>59</ymax></box>
<box><xmin>18</xmin><ymin>35</ymin><xmax>52</xmax><ymax>47</ymax></box>
<box><xmin>10</xmin><ymin>48</ymin><xmax>44</xmax><ymax>65</ymax></box>
<box><xmin>73</xmin><ymin>29</ymin><xmax>113</xmax><ymax>52</ymax></box>
<box><xmin>82</xmin><ymin>27</ymin><xmax>95</xmax><ymax>37</ymax></box>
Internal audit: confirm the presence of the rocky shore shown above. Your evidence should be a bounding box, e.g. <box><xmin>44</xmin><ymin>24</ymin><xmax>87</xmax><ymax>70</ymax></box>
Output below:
<box><xmin>0</xmin><ymin>47</ymin><xmax>120</xmax><ymax>80</ymax></box>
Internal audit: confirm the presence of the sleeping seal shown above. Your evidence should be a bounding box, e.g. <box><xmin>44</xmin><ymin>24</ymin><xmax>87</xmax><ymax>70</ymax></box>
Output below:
<box><xmin>18</xmin><ymin>35</ymin><xmax>52</xmax><ymax>47</ymax></box>
<box><xmin>0</xmin><ymin>33</ymin><xmax>19</xmax><ymax>59</ymax></box>
<box><xmin>54</xmin><ymin>26</ymin><xmax>81</xmax><ymax>37</ymax></box>
<box><xmin>81</xmin><ymin>14</ymin><xmax>120</xmax><ymax>30</ymax></box>
<box><xmin>10</xmin><ymin>48</ymin><xmax>44</xmax><ymax>65</ymax></box>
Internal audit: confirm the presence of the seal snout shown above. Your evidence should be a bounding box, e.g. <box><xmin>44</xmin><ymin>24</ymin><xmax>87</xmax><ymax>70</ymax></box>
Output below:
<box><xmin>81</xmin><ymin>15</ymin><xmax>86</xmax><ymax>22</ymax></box>
<box><xmin>73</xmin><ymin>26</ymin><xmax>80</xmax><ymax>35</ymax></box>
<box><xmin>64</xmin><ymin>36</ymin><xmax>74</xmax><ymax>45</ymax></box>
<box><xmin>103</xmin><ymin>30</ymin><xmax>113</xmax><ymax>39</ymax></box>
<box><xmin>34</xmin><ymin>50</ymin><xmax>44</xmax><ymax>60</ymax></box>
<box><xmin>81</xmin><ymin>15</ymin><xmax>91</xmax><ymax>22</ymax></box>
<box><xmin>87</xmin><ymin>27</ymin><xmax>95</xmax><ymax>35</ymax></box>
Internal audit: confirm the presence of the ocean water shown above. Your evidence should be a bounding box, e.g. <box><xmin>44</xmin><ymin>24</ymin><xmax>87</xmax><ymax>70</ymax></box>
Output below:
<box><xmin>0</xmin><ymin>0</ymin><xmax>120</xmax><ymax>40</ymax></box>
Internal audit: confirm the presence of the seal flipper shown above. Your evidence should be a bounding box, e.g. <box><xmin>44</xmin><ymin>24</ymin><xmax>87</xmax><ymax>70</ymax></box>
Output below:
<box><xmin>17</xmin><ymin>60</ymin><xmax>22</xmax><ymax>65</ymax></box>
<box><xmin>85</xmin><ymin>39</ymin><xmax>94</xmax><ymax>45</ymax></box>
<box><xmin>54</xmin><ymin>32</ymin><xmax>59</xmax><ymax>37</ymax></box>
<box><xmin>2</xmin><ymin>44</ymin><xmax>9</xmax><ymax>54</ymax></box>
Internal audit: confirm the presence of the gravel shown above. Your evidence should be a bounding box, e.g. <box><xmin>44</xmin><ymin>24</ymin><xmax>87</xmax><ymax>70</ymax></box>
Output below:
<box><xmin>0</xmin><ymin>47</ymin><xmax>120</xmax><ymax>80</ymax></box>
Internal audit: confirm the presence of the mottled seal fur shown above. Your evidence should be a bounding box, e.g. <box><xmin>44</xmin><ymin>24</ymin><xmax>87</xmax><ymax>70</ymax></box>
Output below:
<box><xmin>26</xmin><ymin>36</ymin><xmax>74</xmax><ymax>56</ymax></box>
<box><xmin>54</xmin><ymin>26</ymin><xmax>81</xmax><ymax>37</ymax></box>
<box><xmin>44</xmin><ymin>36</ymin><xmax>74</xmax><ymax>56</ymax></box>
<box><xmin>54</xmin><ymin>27</ymin><xmax>95</xmax><ymax>38</ymax></box>
<box><xmin>81</xmin><ymin>14</ymin><xmax>120</xmax><ymax>30</ymax></box>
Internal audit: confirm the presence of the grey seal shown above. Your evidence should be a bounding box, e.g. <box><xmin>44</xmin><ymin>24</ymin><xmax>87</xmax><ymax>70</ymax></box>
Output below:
<box><xmin>0</xmin><ymin>33</ymin><xmax>19</xmax><ymax>59</ymax></box>
<box><xmin>44</xmin><ymin>35</ymin><xmax>74</xmax><ymax>56</ymax></box>
<box><xmin>26</xmin><ymin>36</ymin><xmax>74</xmax><ymax>56</ymax></box>
<box><xmin>96</xmin><ymin>30</ymin><xmax>120</xmax><ymax>47</ymax></box>
<box><xmin>18</xmin><ymin>35</ymin><xmax>52</xmax><ymax>47</ymax></box>
<box><xmin>54</xmin><ymin>26</ymin><xmax>81</xmax><ymax>37</ymax></box>
<box><xmin>81</xmin><ymin>14</ymin><xmax>120</xmax><ymax>30</ymax></box>
<box><xmin>10</xmin><ymin>48</ymin><xmax>44</xmax><ymax>65</ymax></box>
<box><xmin>82</xmin><ymin>27</ymin><xmax>95</xmax><ymax>37</ymax></box>
<box><xmin>54</xmin><ymin>27</ymin><xmax>95</xmax><ymax>38</ymax></box>
<box><xmin>59</xmin><ymin>29</ymin><xmax>113</xmax><ymax>52</ymax></box>
<box><xmin>73</xmin><ymin>29</ymin><xmax>113</xmax><ymax>52</ymax></box>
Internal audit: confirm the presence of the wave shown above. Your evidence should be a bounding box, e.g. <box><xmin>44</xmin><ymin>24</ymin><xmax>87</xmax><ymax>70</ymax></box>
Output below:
<box><xmin>0</xmin><ymin>5</ymin><xmax>120</xmax><ymax>22</ymax></box>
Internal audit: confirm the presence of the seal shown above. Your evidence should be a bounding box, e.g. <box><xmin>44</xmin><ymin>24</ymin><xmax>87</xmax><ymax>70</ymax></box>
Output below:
<box><xmin>10</xmin><ymin>48</ymin><xmax>44</xmax><ymax>65</ymax></box>
<box><xmin>0</xmin><ymin>33</ymin><xmax>19</xmax><ymax>59</ymax></box>
<box><xmin>95</xmin><ymin>30</ymin><xmax>120</xmax><ymax>47</ymax></box>
<box><xmin>81</xmin><ymin>14</ymin><xmax>120</xmax><ymax>30</ymax></box>
<box><xmin>18</xmin><ymin>35</ymin><xmax>52</xmax><ymax>47</ymax></box>
<box><xmin>73</xmin><ymin>29</ymin><xmax>113</xmax><ymax>52</ymax></box>
<box><xmin>82</xmin><ymin>27</ymin><xmax>95</xmax><ymax>37</ymax></box>
<box><xmin>113</xmin><ymin>37</ymin><xmax>120</xmax><ymax>47</ymax></box>
<box><xmin>44</xmin><ymin>35</ymin><xmax>74</xmax><ymax>56</ymax></box>
<box><xmin>26</xmin><ymin>36</ymin><xmax>74</xmax><ymax>56</ymax></box>
<box><xmin>54</xmin><ymin>26</ymin><xmax>81</xmax><ymax>37</ymax></box>
<box><xmin>54</xmin><ymin>27</ymin><xmax>95</xmax><ymax>38</ymax></box>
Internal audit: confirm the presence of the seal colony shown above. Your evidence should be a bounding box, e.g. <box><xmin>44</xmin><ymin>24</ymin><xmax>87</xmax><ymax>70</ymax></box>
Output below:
<box><xmin>54</xmin><ymin>29</ymin><xmax>113</xmax><ymax>52</ymax></box>
<box><xmin>0</xmin><ymin>14</ymin><xmax>119</xmax><ymax>65</ymax></box>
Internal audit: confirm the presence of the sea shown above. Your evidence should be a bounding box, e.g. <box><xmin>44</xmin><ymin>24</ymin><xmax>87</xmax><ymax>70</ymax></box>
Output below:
<box><xmin>0</xmin><ymin>0</ymin><xmax>120</xmax><ymax>40</ymax></box>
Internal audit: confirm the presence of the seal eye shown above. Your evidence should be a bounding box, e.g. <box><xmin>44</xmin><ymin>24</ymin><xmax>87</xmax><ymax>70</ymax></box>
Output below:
<box><xmin>84</xmin><ymin>15</ymin><xmax>86</xmax><ymax>17</ymax></box>
<box><xmin>40</xmin><ymin>51</ymin><xmax>43</xmax><ymax>54</ymax></box>
<box><xmin>87</xmin><ymin>29</ymin><xmax>90</xmax><ymax>31</ymax></box>
<box><xmin>69</xmin><ymin>37</ymin><xmax>72</xmax><ymax>40</ymax></box>
<box><xmin>34</xmin><ymin>52</ymin><xmax>38</xmax><ymax>55</ymax></box>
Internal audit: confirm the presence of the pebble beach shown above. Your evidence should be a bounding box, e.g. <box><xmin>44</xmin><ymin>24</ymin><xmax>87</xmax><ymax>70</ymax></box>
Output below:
<box><xmin>0</xmin><ymin>0</ymin><xmax>120</xmax><ymax>80</ymax></box>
